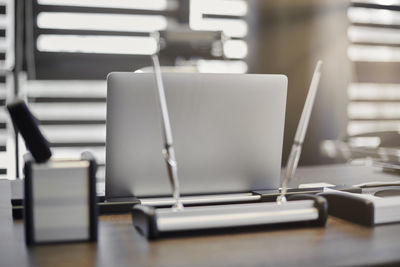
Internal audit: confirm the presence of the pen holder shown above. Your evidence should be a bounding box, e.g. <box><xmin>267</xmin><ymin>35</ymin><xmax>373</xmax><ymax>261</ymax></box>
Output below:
<box><xmin>23</xmin><ymin>152</ymin><xmax>98</xmax><ymax>245</ymax></box>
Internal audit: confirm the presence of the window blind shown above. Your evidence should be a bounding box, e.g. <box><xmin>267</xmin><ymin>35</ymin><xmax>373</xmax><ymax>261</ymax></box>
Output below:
<box><xmin>347</xmin><ymin>0</ymin><xmax>400</xmax><ymax>148</ymax></box>
<box><xmin>0</xmin><ymin>0</ymin><xmax>14</xmax><ymax>178</ymax></box>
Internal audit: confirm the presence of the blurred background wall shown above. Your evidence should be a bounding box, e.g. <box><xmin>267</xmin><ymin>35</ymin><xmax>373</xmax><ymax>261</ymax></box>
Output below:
<box><xmin>249</xmin><ymin>0</ymin><xmax>351</xmax><ymax>165</ymax></box>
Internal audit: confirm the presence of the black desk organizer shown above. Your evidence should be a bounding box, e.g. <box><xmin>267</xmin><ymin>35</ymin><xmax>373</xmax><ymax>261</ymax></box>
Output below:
<box><xmin>24</xmin><ymin>153</ymin><xmax>98</xmax><ymax>245</ymax></box>
<box><xmin>319</xmin><ymin>188</ymin><xmax>400</xmax><ymax>226</ymax></box>
<box><xmin>132</xmin><ymin>194</ymin><xmax>328</xmax><ymax>239</ymax></box>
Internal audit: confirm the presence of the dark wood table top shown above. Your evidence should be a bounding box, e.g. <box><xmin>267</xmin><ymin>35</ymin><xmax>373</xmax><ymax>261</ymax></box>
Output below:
<box><xmin>1</xmin><ymin>164</ymin><xmax>400</xmax><ymax>267</ymax></box>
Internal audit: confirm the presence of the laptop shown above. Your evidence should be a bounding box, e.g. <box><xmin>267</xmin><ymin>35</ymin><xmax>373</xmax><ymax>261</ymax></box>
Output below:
<box><xmin>106</xmin><ymin>73</ymin><xmax>287</xmax><ymax>199</ymax></box>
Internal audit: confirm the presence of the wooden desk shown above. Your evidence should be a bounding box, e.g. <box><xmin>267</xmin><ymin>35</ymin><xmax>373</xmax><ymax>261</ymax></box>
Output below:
<box><xmin>1</xmin><ymin>164</ymin><xmax>400</xmax><ymax>267</ymax></box>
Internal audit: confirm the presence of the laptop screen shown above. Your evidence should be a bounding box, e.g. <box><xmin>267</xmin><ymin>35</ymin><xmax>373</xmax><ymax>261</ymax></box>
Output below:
<box><xmin>106</xmin><ymin>73</ymin><xmax>287</xmax><ymax>198</ymax></box>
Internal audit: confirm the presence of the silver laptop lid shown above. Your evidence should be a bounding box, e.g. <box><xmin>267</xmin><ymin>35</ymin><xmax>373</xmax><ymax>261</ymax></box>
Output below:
<box><xmin>106</xmin><ymin>73</ymin><xmax>287</xmax><ymax>198</ymax></box>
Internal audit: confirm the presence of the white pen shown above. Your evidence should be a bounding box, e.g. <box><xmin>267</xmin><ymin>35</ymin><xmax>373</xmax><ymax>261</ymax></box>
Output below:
<box><xmin>151</xmin><ymin>32</ymin><xmax>183</xmax><ymax>214</ymax></box>
<box><xmin>277</xmin><ymin>60</ymin><xmax>323</xmax><ymax>203</ymax></box>
<box><xmin>151</xmin><ymin>51</ymin><xmax>183</xmax><ymax>211</ymax></box>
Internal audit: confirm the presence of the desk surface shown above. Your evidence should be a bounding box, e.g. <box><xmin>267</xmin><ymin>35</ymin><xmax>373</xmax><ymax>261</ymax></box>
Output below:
<box><xmin>1</xmin><ymin>164</ymin><xmax>400</xmax><ymax>267</ymax></box>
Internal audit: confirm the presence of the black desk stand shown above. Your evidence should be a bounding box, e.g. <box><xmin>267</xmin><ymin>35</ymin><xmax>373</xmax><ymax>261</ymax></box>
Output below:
<box><xmin>132</xmin><ymin>194</ymin><xmax>327</xmax><ymax>239</ymax></box>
